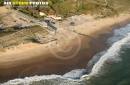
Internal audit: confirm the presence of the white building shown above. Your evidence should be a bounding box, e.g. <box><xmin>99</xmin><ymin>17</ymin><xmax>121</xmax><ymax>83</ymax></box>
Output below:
<box><xmin>47</xmin><ymin>15</ymin><xmax>62</xmax><ymax>21</ymax></box>
<box><xmin>39</xmin><ymin>12</ymin><xmax>46</xmax><ymax>16</ymax></box>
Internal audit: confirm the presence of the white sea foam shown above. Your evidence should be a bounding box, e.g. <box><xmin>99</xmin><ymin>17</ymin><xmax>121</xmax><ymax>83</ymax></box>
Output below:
<box><xmin>107</xmin><ymin>24</ymin><xmax>130</xmax><ymax>46</ymax></box>
<box><xmin>1</xmin><ymin>74</ymin><xmax>83</xmax><ymax>85</ymax></box>
<box><xmin>2</xmin><ymin>75</ymin><xmax>62</xmax><ymax>85</ymax></box>
<box><xmin>85</xmin><ymin>24</ymin><xmax>130</xmax><ymax>75</ymax></box>
<box><xmin>91</xmin><ymin>24</ymin><xmax>130</xmax><ymax>76</ymax></box>
<box><xmin>63</xmin><ymin>69</ymin><xmax>87</xmax><ymax>79</ymax></box>
<box><xmin>86</xmin><ymin>51</ymin><xmax>106</xmax><ymax>73</ymax></box>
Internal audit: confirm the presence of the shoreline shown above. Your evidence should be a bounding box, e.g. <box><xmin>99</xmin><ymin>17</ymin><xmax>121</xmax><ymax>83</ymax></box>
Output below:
<box><xmin>1</xmin><ymin>14</ymin><xmax>130</xmax><ymax>64</ymax></box>
<box><xmin>0</xmin><ymin>13</ymin><xmax>130</xmax><ymax>83</ymax></box>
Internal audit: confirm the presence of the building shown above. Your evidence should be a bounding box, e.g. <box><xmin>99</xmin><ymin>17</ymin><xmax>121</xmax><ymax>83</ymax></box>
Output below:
<box><xmin>47</xmin><ymin>15</ymin><xmax>62</xmax><ymax>21</ymax></box>
<box><xmin>42</xmin><ymin>21</ymin><xmax>48</xmax><ymax>28</ymax></box>
<box><xmin>54</xmin><ymin>17</ymin><xmax>62</xmax><ymax>20</ymax></box>
<box><xmin>39</xmin><ymin>12</ymin><xmax>46</xmax><ymax>16</ymax></box>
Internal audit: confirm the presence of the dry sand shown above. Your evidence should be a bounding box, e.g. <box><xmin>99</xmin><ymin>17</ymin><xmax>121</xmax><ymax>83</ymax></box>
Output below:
<box><xmin>0</xmin><ymin>13</ymin><xmax>130</xmax><ymax>64</ymax></box>
<box><xmin>0</xmin><ymin>7</ymin><xmax>8</xmax><ymax>14</ymax></box>
<box><xmin>74</xmin><ymin>14</ymin><xmax>130</xmax><ymax>38</ymax></box>
<box><xmin>0</xmin><ymin>13</ymin><xmax>130</xmax><ymax>83</ymax></box>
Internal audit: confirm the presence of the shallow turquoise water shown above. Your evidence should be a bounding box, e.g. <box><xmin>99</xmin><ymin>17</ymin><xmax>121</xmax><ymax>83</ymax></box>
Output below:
<box><xmin>84</xmin><ymin>48</ymin><xmax>130</xmax><ymax>85</ymax></box>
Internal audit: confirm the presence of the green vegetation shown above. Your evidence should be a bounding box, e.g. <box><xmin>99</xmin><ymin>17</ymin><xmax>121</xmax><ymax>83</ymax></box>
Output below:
<box><xmin>83</xmin><ymin>48</ymin><xmax>130</xmax><ymax>85</ymax></box>
<box><xmin>19</xmin><ymin>9</ymin><xmax>30</xmax><ymax>14</ymax></box>
<box><xmin>1</xmin><ymin>0</ymin><xmax>130</xmax><ymax>18</ymax></box>
<box><xmin>18</xmin><ymin>7</ymin><xmax>44</xmax><ymax>19</ymax></box>
<box><xmin>0</xmin><ymin>0</ymin><xmax>130</xmax><ymax>51</ymax></box>
<box><xmin>0</xmin><ymin>25</ymin><xmax>49</xmax><ymax>51</ymax></box>
<box><xmin>0</xmin><ymin>27</ymin><xmax>17</xmax><ymax>37</ymax></box>
<box><xmin>10</xmin><ymin>0</ymin><xmax>129</xmax><ymax>18</ymax></box>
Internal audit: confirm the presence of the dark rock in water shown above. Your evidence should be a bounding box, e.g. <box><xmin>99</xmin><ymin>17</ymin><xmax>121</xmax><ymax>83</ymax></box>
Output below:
<box><xmin>63</xmin><ymin>69</ymin><xmax>87</xmax><ymax>79</ymax></box>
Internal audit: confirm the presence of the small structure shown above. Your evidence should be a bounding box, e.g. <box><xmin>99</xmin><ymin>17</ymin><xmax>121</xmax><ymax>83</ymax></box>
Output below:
<box><xmin>0</xmin><ymin>24</ymin><xmax>3</xmax><ymax>27</ymax></box>
<box><xmin>42</xmin><ymin>21</ymin><xmax>48</xmax><ymax>28</ymax></box>
<box><xmin>39</xmin><ymin>12</ymin><xmax>46</xmax><ymax>16</ymax></box>
<box><xmin>70</xmin><ymin>22</ymin><xmax>75</xmax><ymax>26</ymax></box>
<box><xmin>38</xmin><ymin>20</ymin><xmax>48</xmax><ymax>28</ymax></box>
<box><xmin>71</xmin><ymin>15</ymin><xmax>81</xmax><ymax>20</ymax></box>
<box><xmin>47</xmin><ymin>15</ymin><xmax>62</xmax><ymax>21</ymax></box>
<box><xmin>54</xmin><ymin>17</ymin><xmax>62</xmax><ymax>21</ymax></box>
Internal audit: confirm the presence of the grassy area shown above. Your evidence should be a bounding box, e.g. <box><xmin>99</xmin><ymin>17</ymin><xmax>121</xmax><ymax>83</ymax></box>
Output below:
<box><xmin>4</xmin><ymin>0</ymin><xmax>48</xmax><ymax>1</ymax></box>
<box><xmin>0</xmin><ymin>25</ymin><xmax>49</xmax><ymax>50</ymax></box>
<box><xmin>55</xmin><ymin>0</ymin><xmax>129</xmax><ymax>17</ymax></box>
<box><xmin>19</xmin><ymin>8</ymin><xmax>44</xmax><ymax>19</ymax></box>
<box><xmin>91</xmin><ymin>0</ymin><xmax>130</xmax><ymax>13</ymax></box>
<box><xmin>44</xmin><ymin>0</ymin><xmax>130</xmax><ymax>17</ymax></box>
<box><xmin>1</xmin><ymin>0</ymin><xmax>129</xmax><ymax>18</ymax></box>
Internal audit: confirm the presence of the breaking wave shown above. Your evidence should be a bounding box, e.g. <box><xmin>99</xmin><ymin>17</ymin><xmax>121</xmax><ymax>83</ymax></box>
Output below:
<box><xmin>89</xmin><ymin>24</ymin><xmax>130</xmax><ymax>76</ymax></box>
<box><xmin>107</xmin><ymin>24</ymin><xmax>130</xmax><ymax>46</ymax></box>
<box><xmin>1</xmin><ymin>24</ymin><xmax>130</xmax><ymax>85</ymax></box>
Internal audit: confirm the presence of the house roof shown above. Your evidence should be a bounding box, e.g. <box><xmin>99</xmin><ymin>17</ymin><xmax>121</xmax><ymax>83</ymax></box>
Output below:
<box><xmin>39</xmin><ymin>12</ymin><xmax>46</xmax><ymax>16</ymax></box>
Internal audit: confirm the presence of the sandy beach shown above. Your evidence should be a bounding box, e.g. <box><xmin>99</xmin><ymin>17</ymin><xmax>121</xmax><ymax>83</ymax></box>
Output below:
<box><xmin>0</xmin><ymin>7</ymin><xmax>8</xmax><ymax>14</ymax></box>
<box><xmin>0</xmin><ymin>13</ymin><xmax>130</xmax><ymax>83</ymax></box>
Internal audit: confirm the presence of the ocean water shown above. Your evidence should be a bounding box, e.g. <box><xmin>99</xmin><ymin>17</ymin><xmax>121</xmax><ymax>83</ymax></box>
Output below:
<box><xmin>83</xmin><ymin>23</ymin><xmax>130</xmax><ymax>85</ymax></box>
<box><xmin>84</xmin><ymin>47</ymin><xmax>130</xmax><ymax>85</ymax></box>
<box><xmin>1</xmin><ymin>24</ymin><xmax>130</xmax><ymax>85</ymax></box>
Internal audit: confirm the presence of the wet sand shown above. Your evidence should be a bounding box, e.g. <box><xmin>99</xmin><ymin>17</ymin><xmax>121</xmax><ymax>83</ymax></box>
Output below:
<box><xmin>0</xmin><ymin>35</ymin><xmax>106</xmax><ymax>83</ymax></box>
<box><xmin>0</xmin><ymin>14</ymin><xmax>130</xmax><ymax>83</ymax></box>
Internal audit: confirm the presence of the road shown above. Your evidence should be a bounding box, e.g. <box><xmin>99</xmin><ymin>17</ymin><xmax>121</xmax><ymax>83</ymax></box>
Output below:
<box><xmin>44</xmin><ymin>20</ymin><xmax>57</xmax><ymax>30</ymax></box>
<box><xmin>14</xmin><ymin>10</ymin><xmax>57</xmax><ymax>33</ymax></box>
